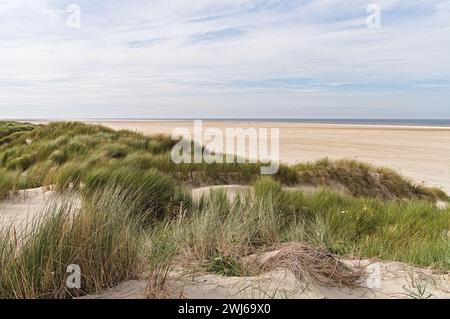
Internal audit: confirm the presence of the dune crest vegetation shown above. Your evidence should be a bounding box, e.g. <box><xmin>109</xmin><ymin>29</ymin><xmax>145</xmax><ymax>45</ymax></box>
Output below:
<box><xmin>0</xmin><ymin>121</ymin><xmax>446</xmax><ymax>202</ymax></box>
<box><xmin>0</xmin><ymin>121</ymin><xmax>449</xmax><ymax>299</ymax></box>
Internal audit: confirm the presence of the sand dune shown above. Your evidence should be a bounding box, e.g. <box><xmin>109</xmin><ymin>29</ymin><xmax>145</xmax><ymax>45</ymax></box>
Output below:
<box><xmin>80</xmin><ymin>257</ymin><xmax>450</xmax><ymax>299</ymax></box>
<box><xmin>0</xmin><ymin>187</ymin><xmax>81</xmax><ymax>234</ymax></box>
<box><xmin>88</xmin><ymin>121</ymin><xmax>450</xmax><ymax>193</ymax></box>
<box><xmin>4</xmin><ymin>120</ymin><xmax>450</xmax><ymax>299</ymax></box>
<box><xmin>0</xmin><ymin>187</ymin><xmax>54</xmax><ymax>232</ymax></box>
<box><xmin>3</xmin><ymin>186</ymin><xmax>449</xmax><ymax>299</ymax></box>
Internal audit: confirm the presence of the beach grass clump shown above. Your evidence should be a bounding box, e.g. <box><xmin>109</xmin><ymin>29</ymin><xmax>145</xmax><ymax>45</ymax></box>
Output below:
<box><xmin>277</xmin><ymin>184</ymin><xmax>450</xmax><ymax>269</ymax></box>
<box><xmin>102</xmin><ymin>143</ymin><xmax>130</xmax><ymax>159</ymax></box>
<box><xmin>207</xmin><ymin>255</ymin><xmax>245</xmax><ymax>277</ymax></box>
<box><xmin>48</xmin><ymin>162</ymin><xmax>87</xmax><ymax>190</ymax></box>
<box><xmin>5</xmin><ymin>152</ymin><xmax>37</xmax><ymax>171</ymax></box>
<box><xmin>146</xmin><ymin>182</ymin><xmax>290</xmax><ymax>275</ymax></box>
<box><xmin>147</xmin><ymin>177</ymin><xmax>450</xmax><ymax>278</ymax></box>
<box><xmin>49</xmin><ymin>149</ymin><xmax>68</xmax><ymax>165</ymax></box>
<box><xmin>294</xmin><ymin>158</ymin><xmax>448</xmax><ymax>201</ymax></box>
<box><xmin>0</xmin><ymin>188</ymin><xmax>143</xmax><ymax>299</ymax></box>
<box><xmin>0</xmin><ymin>122</ymin><xmax>177</xmax><ymax>192</ymax></box>
<box><xmin>0</xmin><ymin>121</ymin><xmax>36</xmax><ymax>140</ymax></box>
<box><xmin>83</xmin><ymin>167</ymin><xmax>178</xmax><ymax>220</ymax></box>
<box><xmin>0</xmin><ymin>168</ymin><xmax>14</xmax><ymax>199</ymax></box>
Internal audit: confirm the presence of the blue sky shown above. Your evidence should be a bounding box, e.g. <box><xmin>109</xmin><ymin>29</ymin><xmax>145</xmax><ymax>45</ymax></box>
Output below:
<box><xmin>0</xmin><ymin>0</ymin><xmax>449</xmax><ymax>119</ymax></box>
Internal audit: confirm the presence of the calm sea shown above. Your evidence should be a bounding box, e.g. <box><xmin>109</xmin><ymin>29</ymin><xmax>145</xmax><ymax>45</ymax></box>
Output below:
<box><xmin>243</xmin><ymin>119</ymin><xmax>450</xmax><ymax>127</ymax></box>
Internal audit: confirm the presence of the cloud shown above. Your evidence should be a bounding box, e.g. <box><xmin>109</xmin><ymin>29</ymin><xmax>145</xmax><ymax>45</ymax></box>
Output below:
<box><xmin>0</xmin><ymin>0</ymin><xmax>449</xmax><ymax>118</ymax></box>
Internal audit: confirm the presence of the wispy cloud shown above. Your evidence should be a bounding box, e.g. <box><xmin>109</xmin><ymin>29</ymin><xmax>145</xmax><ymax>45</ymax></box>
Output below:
<box><xmin>0</xmin><ymin>0</ymin><xmax>449</xmax><ymax>118</ymax></box>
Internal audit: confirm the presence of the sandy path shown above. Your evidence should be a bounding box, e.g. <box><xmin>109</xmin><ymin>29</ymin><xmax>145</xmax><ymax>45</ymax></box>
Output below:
<box><xmin>89</xmin><ymin>121</ymin><xmax>450</xmax><ymax>193</ymax></box>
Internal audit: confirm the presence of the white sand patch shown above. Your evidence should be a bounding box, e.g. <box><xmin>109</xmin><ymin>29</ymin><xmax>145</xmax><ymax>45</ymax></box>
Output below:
<box><xmin>191</xmin><ymin>185</ymin><xmax>323</xmax><ymax>203</ymax></box>
<box><xmin>0</xmin><ymin>187</ymin><xmax>54</xmax><ymax>230</ymax></box>
<box><xmin>79</xmin><ymin>259</ymin><xmax>450</xmax><ymax>299</ymax></box>
<box><xmin>192</xmin><ymin>185</ymin><xmax>253</xmax><ymax>202</ymax></box>
<box><xmin>0</xmin><ymin>187</ymin><xmax>81</xmax><ymax>234</ymax></box>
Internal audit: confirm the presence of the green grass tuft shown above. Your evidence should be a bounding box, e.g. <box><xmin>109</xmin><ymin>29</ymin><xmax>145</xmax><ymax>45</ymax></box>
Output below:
<box><xmin>0</xmin><ymin>188</ymin><xmax>144</xmax><ymax>299</ymax></box>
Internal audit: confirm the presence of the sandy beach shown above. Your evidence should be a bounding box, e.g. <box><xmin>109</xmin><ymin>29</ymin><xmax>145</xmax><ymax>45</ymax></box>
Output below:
<box><xmin>85</xmin><ymin>121</ymin><xmax>450</xmax><ymax>194</ymax></box>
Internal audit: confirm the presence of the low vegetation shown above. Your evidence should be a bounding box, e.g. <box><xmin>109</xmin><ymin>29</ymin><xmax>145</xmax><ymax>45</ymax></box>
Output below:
<box><xmin>0</xmin><ymin>188</ymin><xmax>143</xmax><ymax>299</ymax></box>
<box><xmin>294</xmin><ymin>159</ymin><xmax>448</xmax><ymax>201</ymax></box>
<box><xmin>0</xmin><ymin>121</ymin><xmax>449</xmax><ymax>299</ymax></box>
<box><xmin>148</xmin><ymin>178</ymin><xmax>450</xmax><ymax>277</ymax></box>
<box><xmin>0</xmin><ymin>121</ymin><xmax>446</xmax><ymax>201</ymax></box>
<box><xmin>0</xmin><ymin>121</ymin><xmax>36</xmax><ymax>144</ymax></box>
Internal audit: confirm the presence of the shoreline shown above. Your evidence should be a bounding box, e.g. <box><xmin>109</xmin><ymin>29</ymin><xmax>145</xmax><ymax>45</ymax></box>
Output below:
<box><xmin>26</xmin><ymin>118</ymin><xmax>450</xmax><ymax>130</ymax></box>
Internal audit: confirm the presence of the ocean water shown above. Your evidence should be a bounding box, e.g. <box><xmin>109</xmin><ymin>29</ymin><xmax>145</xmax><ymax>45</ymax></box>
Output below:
<box><xmin>242</xmin><ymin>119</ymin><xmax>450</xmax><ymax>127</ymax></box>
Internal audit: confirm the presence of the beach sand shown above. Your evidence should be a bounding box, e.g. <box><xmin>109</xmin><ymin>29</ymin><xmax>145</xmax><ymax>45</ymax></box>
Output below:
<box><xmin>88</xmin><ymin>120</ymin><xmax>450</xmax><ymax>193</ymax></box>
<box><xmin>81</xmin><ymin>256</ymin><xmax>450</xmax><ymax>299</ymax></box>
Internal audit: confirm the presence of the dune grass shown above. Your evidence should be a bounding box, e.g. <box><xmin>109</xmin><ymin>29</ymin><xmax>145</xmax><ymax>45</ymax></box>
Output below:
<box><xmin>294</xmin><ymin>158</ymin><xmax>448</xmax><ymax>201</ymax></box>
<box><xmin>0</xmin><ymin>121</ymin><xmax>449</xmax><ymax>298</ymax></box>
<box><xmin>0</xmin><ymin>121</ymin><xmax>446</xmax><ymax>202</ymax></box>
<box><xmin>82</xmin><ymin>167</ymin><xmax>192</xmax><ymax>221</ymax></box>
<box><xmin>0</xmin><ymin>188</ymin><xmax>144</xmax><ymax>299</ymax></box>
<box><xmin>146</xmin><ymin>177</ymin><xmax>450</xmax><ymax>278</ymax></box>
<box><xmin>0</xmin><ymin>173</ymin><xmax>449</xmax><ymax>298</ymax></box>
<box><xmin>0</xmin><ymin>121</ymin><xmax>37</xmax><ymax>145</ymax></box>
<box><xmin>0</xmin><ymin>168</ymin><xmax>14</xmax><ymax>199</ymax></box>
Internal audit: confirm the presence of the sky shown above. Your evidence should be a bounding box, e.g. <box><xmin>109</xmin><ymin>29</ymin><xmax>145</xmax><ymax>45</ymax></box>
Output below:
<box><xmin>0</xmin><ymin>0</ymin><xmax>449</xmax><ymax>119</ymax></box>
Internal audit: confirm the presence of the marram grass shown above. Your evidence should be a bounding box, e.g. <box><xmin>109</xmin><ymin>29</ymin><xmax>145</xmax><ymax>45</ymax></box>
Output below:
<box><xmin>0</xmin><ymin>121</ymin><xmax>450</xmax><ymax>298</ymax></box>
<box><xmin>0</xmin><ymin>121</ymin><xmax>447</xmax><ymax>202</ymax></box>
<box><xmin>147</xmin><ymin>177</ymin><xmax>450</xmax><ymax>277</ymax></box>
<box><xmin>0</xmin><ymin>188</ymin><xmax>143</xmax><ymax>299</ymax></box>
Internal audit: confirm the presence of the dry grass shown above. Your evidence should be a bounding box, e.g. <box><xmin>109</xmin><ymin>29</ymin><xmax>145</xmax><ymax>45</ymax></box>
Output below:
<box><xmin>248</xmin><ymin>243</ymin><xmax>361</xmax><ymax>288</ymax></box>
